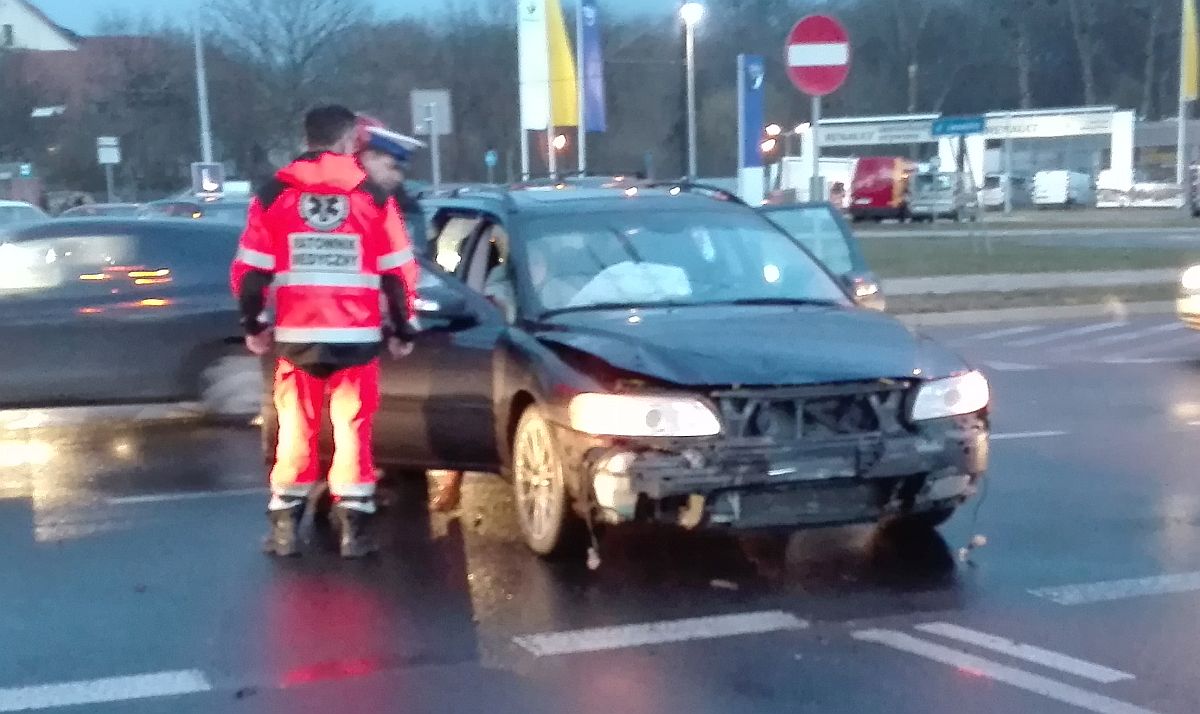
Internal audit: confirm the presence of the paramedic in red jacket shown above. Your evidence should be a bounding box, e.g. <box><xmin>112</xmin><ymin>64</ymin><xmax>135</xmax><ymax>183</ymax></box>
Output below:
<box><xmin>231</xmin><ymin>105</ymin><xmax>418</xmax><ymax>559</ymax></box>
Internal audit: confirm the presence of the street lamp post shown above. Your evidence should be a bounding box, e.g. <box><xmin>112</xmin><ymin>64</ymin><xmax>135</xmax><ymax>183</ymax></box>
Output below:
<box><xmin>680</xmin><ymin>3</ymin><xmax>704</xmax><ymax>180</ymax></box>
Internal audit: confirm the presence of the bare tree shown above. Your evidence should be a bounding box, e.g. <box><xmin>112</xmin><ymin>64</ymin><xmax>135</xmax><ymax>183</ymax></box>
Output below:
<box><xmin>885</xmin><ymin>0</ymin><xmax>939</xmax><ymax>112</ymax></box>
<box><xmin>1065</xmin><ymin>0</ymin><xmax>1101</xmax><ymax>105</ymax></box>
<box><xmin>1136</xmin><ymin>0</ymin><xmax>1168</xmax><ymax>117</ymax></box>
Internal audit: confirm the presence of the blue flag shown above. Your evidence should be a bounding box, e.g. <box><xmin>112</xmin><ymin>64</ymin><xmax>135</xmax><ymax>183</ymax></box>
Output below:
<box><xmin>580</xmin><ymin>0</ymin><xmax>607</xmax><ymax>132</ymax></box>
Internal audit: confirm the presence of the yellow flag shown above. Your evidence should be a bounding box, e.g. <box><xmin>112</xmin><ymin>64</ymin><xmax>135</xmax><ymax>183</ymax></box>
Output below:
<box><xmin>546</xmin><ymin>0</ymin><xmax>579</xmax><ymax>127</ymax></box>
<box><xmin>1184</xmin><ymin>0</ymin><xmax>1200</xmax><ymax>101</ymax></box>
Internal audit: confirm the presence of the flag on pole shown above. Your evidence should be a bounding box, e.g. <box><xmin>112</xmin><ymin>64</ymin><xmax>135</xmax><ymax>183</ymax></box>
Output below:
<box><xmin>519</xmin><ymin>0</ymin><xmax>552</xmax><ymax>130</ymax></box>
<box><xmin>580</xmin><ymin>0</ymin><xmax>607</xmax><ymax>132</ymax></box>
<box><xmin>1185</xmin><ymin>0</ymin><xmax>1200</xmax><ymax>100</ymax></box>
<box><xmin>546</xmin><ymin>0</ymin><xmax>579</xmax><ymax>127</ymax></box>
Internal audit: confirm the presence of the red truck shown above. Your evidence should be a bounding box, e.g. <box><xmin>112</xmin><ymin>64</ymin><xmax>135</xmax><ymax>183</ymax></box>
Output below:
<box><xmin>849</xmin><ymin>156</ymin><xmax>914</xmax><ymax>222</ymax></box>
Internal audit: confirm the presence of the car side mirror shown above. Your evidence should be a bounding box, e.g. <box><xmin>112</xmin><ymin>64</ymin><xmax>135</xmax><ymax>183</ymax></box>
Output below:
<box><xmin>414</xmin><ymin>286</ymin><xmax>477</xmax><ymax>329</ymax></box>
<box><xmin>842</xmin><ymin>272</ymin><xmax>887</xmax><ymax>312</ymax></box>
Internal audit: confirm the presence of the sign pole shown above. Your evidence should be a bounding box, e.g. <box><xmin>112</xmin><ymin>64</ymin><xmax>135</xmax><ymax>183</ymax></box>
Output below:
<box><xmin>1004</xmin><ymin>111</ymin><xmax>1014</xmax><ymax>215</ymax></box>
<box><xmin>576</xmin><ymin>0</ymin><xmax>587</xmax><ymax>175</ymax></box>
<box><xmin>193</xmin><ymin>20</ymin><xmax>214</xmax><ymax>164</ymax></box>
<box><xmin>809</xmin><ymin>95</ymin><xmax>823</xmax><ymax>202</ymax></box>
<box><xmin>104</xmin><ymin>164</ymin><xmax>115</xmax><ymax>203</ymax></box>
<box><xmin>426</xmin><ymin>103</ymin><xmax>442</xmax><ymax>191</ymax></box>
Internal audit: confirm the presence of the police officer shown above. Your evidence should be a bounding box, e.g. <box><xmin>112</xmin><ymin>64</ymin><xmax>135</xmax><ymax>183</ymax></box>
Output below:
<box><xmin>231</xmin><ymin>105</ymin><xmax>419</xmax><ymax>558</ymax></box>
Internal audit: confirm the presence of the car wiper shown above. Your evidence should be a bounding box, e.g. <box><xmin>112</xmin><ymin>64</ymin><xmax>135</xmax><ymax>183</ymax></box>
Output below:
<box><xmin>540</xmin><ymin>300</ymin><xmax>691</xmax><ymax>318</ymax></box>
<box><xmin>714</xmin><ymin>297</ymin><xmax>844</xmax><ymax>307</ymax></box>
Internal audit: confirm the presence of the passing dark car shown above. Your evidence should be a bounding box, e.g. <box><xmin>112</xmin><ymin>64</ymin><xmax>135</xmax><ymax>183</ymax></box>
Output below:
<box><xmin>138</xmin><ymin>196</ymin><xmax>251</xmax><ymax>225</ymax></box>
<box><xmin>59</xmin><ymin>203</ymin><xmax>141</xmax><ymax>218</ymax></box>
<box><xmin>375</xmin><ymin>183</ymin><xmax>990</xmax><ymax>557</ymax></box>
<box><xmin>0</xmin><ymin>219</ymin><xmax>250</xmax><ymax>414</ymax></box>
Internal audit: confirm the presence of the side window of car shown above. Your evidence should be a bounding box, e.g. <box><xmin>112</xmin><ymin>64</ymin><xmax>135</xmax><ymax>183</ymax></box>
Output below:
<box><xmin>131</xmin><ymin>225</ymin><xmax>241</xmax><ymax>287</ymax></box>
<box><xmin>0</xmin><ymin>234</ymin><xmax>137</xmax><ymax>301</ymax></box>
<box><xmin>430</xmin><ymin>213</ymin><xmax>483</xmax><ymax>273</ymax></box>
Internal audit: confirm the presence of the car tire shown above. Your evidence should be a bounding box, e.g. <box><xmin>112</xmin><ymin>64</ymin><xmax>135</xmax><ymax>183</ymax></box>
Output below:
<box><xmin>199</xmin><ymin>350</ymin><xmax>261</xmax><ymax>421</ymax></box>
<box><xmin>511</xmin><ymin>405</ymin><xmax>584</xmax><ymax>558</ymax></box>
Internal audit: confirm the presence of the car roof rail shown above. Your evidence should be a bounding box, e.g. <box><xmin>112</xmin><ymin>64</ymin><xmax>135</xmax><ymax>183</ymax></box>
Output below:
<box><xmin>642</xmin><ymin>180</ymin><xmax>748</xmax><ymax>206</ymax></box>
<box><xmin>419</xmin><ymin>184</ymin><xmax>517</xmax><ymax>210</ymax></box>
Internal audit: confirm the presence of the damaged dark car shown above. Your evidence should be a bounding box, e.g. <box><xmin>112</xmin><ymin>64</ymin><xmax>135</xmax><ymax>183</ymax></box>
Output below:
<box><xmin>380</xmin><ymin>184</ymin><xmax>990</xmax><ymax>557</ymax></box>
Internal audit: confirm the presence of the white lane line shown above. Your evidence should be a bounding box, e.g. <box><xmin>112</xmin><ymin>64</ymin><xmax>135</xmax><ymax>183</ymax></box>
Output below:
<box><xmin>915</xmin><ymin>623</ymin><xmax>1134</xmax><ymax>684</ymax></box>
<box><xmin>991</xmin><ymin>431</ymin><xmax>1069</xmax><ymax>441</ymax></box>
<box><xmin>982</xmin><ymin>360</ymin><xmax>1045</xmax><ymax>372</ymax></box>
<box><xmin>1106</xmin><ymin>330</ymin><xmax>1200</xmax><ymax>359</ymax></box>
<box><xmin>853</xmin><ymin>630</ymin><xmax>1160</xmax><ymax>714</ymax></box>
<box><xmin>107</xmin><ymin>487</ymin><xmax>267</xmax><ymax>505</ymax></box>
<box><xmin>962</xmin><ymin>325</ymin><xmax>1042</xmax><ymax>342</ymax></box>
<box><xmin>1029</xmin><ymin>571</ymin><xmax>1200</xmax><ymax>606</ymax></box>
<box><xmin>1010</xmin><ymin>322</ymin><xmax>1125</xmax><ymax>347</ymax></box>
<box><xmin>513</xmin><ymin>611</ymin><xmax>808</xmax><ymax>657</ymax></box>
<box><xmin>1103</xmin><ymin>356</ymin><xmax>1195</xmax><ymax>365</ymax></box>
<box><xmin>0</xmin><ymin>670</ymin><xmax>211</xmax><ymax>713</ymax></box>
<box><xmin>1086</xmin><ymin>323</ymin><xmax>1185</xmax><ymax>346</ymax></box>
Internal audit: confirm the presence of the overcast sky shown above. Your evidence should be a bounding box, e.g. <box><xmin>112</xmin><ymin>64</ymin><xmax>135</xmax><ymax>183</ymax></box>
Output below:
<box><xmin>33</xmin><ymin>0</ymin><xmax>673</xmax><ymax>35</ymax></box>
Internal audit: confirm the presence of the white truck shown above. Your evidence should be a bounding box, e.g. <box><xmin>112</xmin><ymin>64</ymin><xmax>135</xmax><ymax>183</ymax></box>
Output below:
<box><xmin>1032</xmin><ymin>170</ymin><xmax>1094</xmax><ymax>208</ymax></box>
<box><xmin>774</xmin><ymin>156</ymin><xmax>859</xmax><ymax>207</ymax></box>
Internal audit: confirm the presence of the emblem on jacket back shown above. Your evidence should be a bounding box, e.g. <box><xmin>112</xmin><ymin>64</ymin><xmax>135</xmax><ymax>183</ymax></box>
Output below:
<box><xmin>300</xmin><ymin>194</ymin><xmax>349</xmax><ymax>231</ymax></box>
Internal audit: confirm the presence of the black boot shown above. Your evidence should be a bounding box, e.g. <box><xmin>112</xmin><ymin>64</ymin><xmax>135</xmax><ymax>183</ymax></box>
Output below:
<box><xmin>263</xmin><ymin>499</ymin><xmax>305</xmax><ymax>557</ymax></box>
<box><xmin>333</xmin><ymin>501</ymin><xmax>378</xmax><ymax>559</ymax></box>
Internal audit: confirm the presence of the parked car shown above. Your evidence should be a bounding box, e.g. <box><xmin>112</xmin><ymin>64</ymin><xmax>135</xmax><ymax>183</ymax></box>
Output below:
<box><xmin>0</xmin><ymin>218</ymin><xmax>250</xmax><ymax>415</ymax></box>
<box><xmin>138</xmin><ymin>196</ymin><xmax>251</xmax><ymax>225</ymax></box>
<box><xmin>758</xmin><ymin>201</ymin><xmax>885</xmax><ymax>311</ymax></box>
<box><xmin>59</xmin><ymin>203</ymin><xmax>141</xmax><ymax>218</ymax></box>
<box><xmin>398</xmin><ymin>183</ymin><xmax>988</xmax><ymax>557</ymax></box>
<box><xmin>907</xmin><ymin>171</ymin><xmax>980</xmax><ymax>222</ymax></box>
<box><xmin>0</xmin><ymin>199</ymin><xmax>48</xmax><ymax>226</ymax></box>
<box><xmin>849</xmin><ymin>156</ymin><xmax>914</xmax><ymax>222</ymax></box>
<box><xmin>1178</xmin><ymin>264</ymin><xmax>1200</xmax><ymax>330</ymax></box>
<box><xmin>982</xmin><ymin>173</ymin><xmax>1032</xmax><ymax>211</ymax></box>
<box><xmin>1032</xmin><ymin>170</ymin><xmax>1094</xmax><ymax>208</ymax></box>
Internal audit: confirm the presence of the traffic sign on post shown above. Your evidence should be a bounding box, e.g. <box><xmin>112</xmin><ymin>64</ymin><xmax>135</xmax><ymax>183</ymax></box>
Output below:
<box><xmin>191</xmin><ymin>162</ymin><xmax>225</xmax><ymax>196</ymax></box>
<box><xmin>96</xmin><ymin>136</ymin><xmax>121</xmax><ymax>165</ymax></box>
<box><xmin>932</xmin><ymin>115</ymin><xmax>986</xmax><ymax>137</ymax></box>
<box><xmin>785</xmin><ymin>15</ymin><xmax>850</xmax><ymax>97</ymax></box>
<box><xmin>785</xmin><ymin>14</ymin><xmax>850</xmax><ymax>203</ymax></box>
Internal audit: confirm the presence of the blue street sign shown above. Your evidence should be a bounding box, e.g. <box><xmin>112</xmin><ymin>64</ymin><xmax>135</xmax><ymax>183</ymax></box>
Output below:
<box><xmin>932</xmin><ymin>115</ymin><xmax>986</xmax><ymax>137</ymax></box>
<box><xmin>484</xmin><ymin>149</ymin><xmax>498</xmax><ymax>168</ymax></box>
<box><xmin>18</xmin><ymin>163</ymin><xmax>32</xmax><ymax>178</ymax></box>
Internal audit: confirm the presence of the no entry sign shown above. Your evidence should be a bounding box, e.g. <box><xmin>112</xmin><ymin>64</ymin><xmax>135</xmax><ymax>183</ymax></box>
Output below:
<box><xmin>786</xmin><ymin>15</ymin><xmax>850</xmax><ymax>97</ymax></box>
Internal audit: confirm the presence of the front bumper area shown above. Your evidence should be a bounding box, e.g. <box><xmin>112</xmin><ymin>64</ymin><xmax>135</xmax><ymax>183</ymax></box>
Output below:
<box><xmin>559</xmin><ymin>414</ymin><xmax>989</xmax><ymax>530</ymax></box>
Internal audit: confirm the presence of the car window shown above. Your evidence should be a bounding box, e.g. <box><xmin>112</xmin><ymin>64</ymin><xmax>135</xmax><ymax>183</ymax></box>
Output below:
<box><xmin>0</xmin><ymin>205</ymin><xmax>46</xmax><ymax>225</ymax></box>
<box><xmin>516</xmin><ymin>208</ymin><xmax>848</xmax><ymax>316</ymax></box>
<box><xmin>431</xmin><ymin>214</ymin><xmax>483</xmax><ymax>273</ymax></box>
<box><xmin>198</xmin><ymin>202</ymin><xmax>250</xmax><ymax>225</ymax></box>
<box><xmin>131</xmin><ymin>224</ymin><xmax>240</xmax><ymax>287</ymax></box>
<box><xmin>761</xmin><ymin>206</ymin><xmax>858</xmax><ymax>276</ymax></box>
<box><xmin>0</xmin><ymin>233</ymin><xmax>137</xmax><ymax>300</ymax></box>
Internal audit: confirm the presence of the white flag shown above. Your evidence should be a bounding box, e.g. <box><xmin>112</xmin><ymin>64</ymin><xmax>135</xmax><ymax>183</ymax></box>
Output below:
<box><xmin>518</xmin><ymin>0</ymin><xmax>551</xmax><ymax>130</ymax></box>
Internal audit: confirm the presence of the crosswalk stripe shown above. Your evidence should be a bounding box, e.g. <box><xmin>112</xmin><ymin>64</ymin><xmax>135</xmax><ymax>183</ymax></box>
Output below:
<box><xmin>963</xmin><ymin>325</ymin><xmax>1041</xmax><ymax>342</ymax></box>
<box><xmin>915</xmin><ymin>623</ymin><xmax>1134</xmax><ymax>683</ymax></box>
<box><xmin>853</xmin><ymin>630</ymin><xmax>1161</xmax><ymax>714</ymax></box>
<box><xmin>513</xmin><ymin>611</ymin><xmax>808</xmax><ymax>656</ymax></box>
<box><xmin>1029</xmin><ymin>571</ymin><xmax>1200</xmax><ymax>606</ymax></box>
<box><xmin>0</xmin><ymin>670</ymin><xmax>211</xmax><ymax>712</ymax></box>
<box><xmin>982</xmin><ymin>360</ymin><xmax>1044</xmax><ymax>372</ymax></box>
<box><xmin>1009</xmin><ymin>322</ymin><xmax>1125</xmax><ymax>347</ymax></box>
<box><xmin>1085</xmin><ymin>323</ymin><xmax>1185</xmax><ymax>346</ymax></box>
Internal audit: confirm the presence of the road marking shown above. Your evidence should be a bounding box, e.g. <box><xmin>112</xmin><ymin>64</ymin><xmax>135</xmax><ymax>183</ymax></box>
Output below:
<box><xmin>991</xmin><ymin>431</ymin><xmax>1068</xmax><ymax>441</ymax></box>
<box><xmin>963</xmin><ymin>325</ymin><xmax>1042</xmax><ymax>342</ymax></box>
<box><xmin>513</xmin><ymin>611</ymin><xmax>808</xmax><ymax>657</ymax></box>
<box><xmin>915</xmin><ymin>623</ymin><xmax>1134</xmax><ymax>684</ymax></box>
<box><xmin>1103</xmin><ymin>356</ymin><xmax>1195</xmax><ymax>365</ymax></box>
<box><xmin>107</xmin><ymin>487</ymin><xmax>267</xmax><ymax>505</ymax></box>
<box><xmin>853</xmin><ymin>630</ymin><xmax>1160</xmax><ymax>714</ymax></box>
<box><xmin>982</xmin><ymin>360</ymin><xmax>1044</xmax><ymax>372</ymax></box>
<box><xmin>0</xmin><ymin>670</ymin><xmax>211</xmax><ymax>712</ymax></box>
<box><xmin>1086</xmin><ymin>323</ymin><xmax>1185</xmax><ymax>346</ymax></box>
<box><xmin>1010</xmin><ymin>322</ymin><xmax>1124</xmax><ymax>347</ymax></box>
<box><xmin>1029</xmin><ymin>571</ymin><xmax>1200</xmax><ymax>606</ymax></box>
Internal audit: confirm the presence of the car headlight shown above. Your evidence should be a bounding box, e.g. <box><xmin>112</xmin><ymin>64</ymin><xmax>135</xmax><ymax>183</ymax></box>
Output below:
<box><xmin>568</xmin><ymin>393</ymin><xmax>721</xmax><ymax>437</ymax></box>
<box><xmin>911</xmin><ymin>371</ymin><xmax>990</xmax><ymax>421</ymax></box>
<box><xmin>1181</xmin><ymin>265</ymin><xmax>1200</xmax><ymax>292</ymax></box>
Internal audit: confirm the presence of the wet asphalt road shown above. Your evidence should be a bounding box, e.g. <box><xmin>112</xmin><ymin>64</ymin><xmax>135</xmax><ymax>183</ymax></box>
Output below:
<box><xmin>4</xmin><ymin>316</ymin><xmax>1200</xmax><ymax>712</ymax></box>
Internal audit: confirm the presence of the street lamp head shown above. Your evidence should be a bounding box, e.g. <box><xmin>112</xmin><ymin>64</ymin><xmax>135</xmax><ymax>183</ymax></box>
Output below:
<box><xmin>679</xmin><ymin>2</ymin><xmax>705</xmax><ymax>27</ymax></box>
<box><xmin>760</xmin><ymin>138</ymin><xmax>778</xmax><ymax>154</ymax></box>
<box><xmin>765</xmin><ymin>124</ymin><xmax>782</xmax><ymax>137</ymax></box>
<box><xmin>794</xmin><ymin>123</ymin><xmax>809</xmax><ymax>135</ymax></box>
<box><xmin>553</xmin><ymin>134</ymin><xmax>568</xmax><ymax>151</ymax></box>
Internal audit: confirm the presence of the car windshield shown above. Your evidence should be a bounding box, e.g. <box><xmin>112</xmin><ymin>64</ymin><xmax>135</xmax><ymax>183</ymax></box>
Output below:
<box><xmin>199</xmin><ymin>202</ymin><xmax>251</xmax><ymax>225</ymax></box>
<box><xmin>984</xmin><ymin>176</ymin><xmax>1002</xmax><ymax>189</ymax></box>
<box><xmin>0</xmin><ymin>205</ymin><xmax>46</xmax><ymax>225</ymax></box>
<box><xmin>518</xmin><ymin>208</ymin><xmax>848</xmax><ymax>316</ymax></box>
<box><xmin>913</xmin><ymin>174</ymin><xmax>954</xmax><ymax>194</ymax></box>
<box><xmin>760</xmin><ymin>206</ymin><xmax>856</xmax><ymax>276</ymax></box>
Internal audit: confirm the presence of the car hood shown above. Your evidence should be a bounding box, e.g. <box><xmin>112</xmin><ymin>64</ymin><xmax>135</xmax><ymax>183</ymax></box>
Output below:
<box><xmin>533</xmin><ymin>305</ymin><xmax>967</xmax><ymax>387</ymax></box>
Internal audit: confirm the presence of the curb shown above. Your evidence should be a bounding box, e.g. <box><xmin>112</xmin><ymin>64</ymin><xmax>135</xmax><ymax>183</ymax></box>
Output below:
<box><xmin>0</xmin><ymin>403</ymin><xmax>230</xmax><ymax>432</ymax></box>
<box><xmin>896</xmin><ymin>301</ymin><xmax>1176</xmax><ymax>327</ymax></box>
